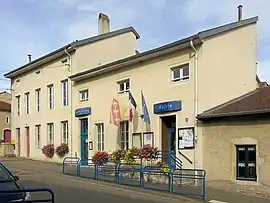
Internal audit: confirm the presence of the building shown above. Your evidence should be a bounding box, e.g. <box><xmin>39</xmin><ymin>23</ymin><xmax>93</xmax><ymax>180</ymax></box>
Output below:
<box><xmin>197</xmin><ymin>86</ymin><xmax>270</xmax><ymax>186</ymax></box>
<box><xmin>0</xmin><ymin>100</ymin><xmax>11</xmax><ymax>142</ymax></box>
<box><xmin>4</xmin><ymin>11</ymin><xmax>261</xmax><ymax>171</ymax></box>
<box><xmin>0</xmin><ymin>91</ymin><xmax>11</xmax><ymax>104</ymax></box>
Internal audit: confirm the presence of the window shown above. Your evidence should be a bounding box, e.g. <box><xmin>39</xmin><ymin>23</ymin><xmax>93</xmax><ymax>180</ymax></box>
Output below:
<box><xmin>119</xmin><ymin>121</ymin><xmax>129</xmax><ymax>150</ymax></box>
<box><xmin>61</xmin><ymin>80</ymin><xmax>69</xmax><ymax>106</ymax></box>
<box><xmin>61</xmin><ymin>121</ymin><xmax>68</xmax><ymax>144</ymax></box>
<box><xmin>25</xmin><ymin>92</ymin><xmax>30</xmax><ymax>115</ymax></box>
<box><xmin>236</xmin><ymin>145</ymin><xmax>256</xmax><ymax>181</ymax></box>
<box><xmin>96</xmin><ymin>123</ymin><xmax>104</xmax><ymax>151</ymax></box>
<box><xmin>171</xmin><ymin>64</ymin><xmax>189</xmax><ymax>82</ymax></box>
<box><xmin>16</xmin><ymin>96</ymin><xmax>20</xmax><ymax>116</ymax></box>
<box><xmin>47</xmin><ymin>123</ymin><xmax>54</xmax><ymax>144</ymax></box>
<box><xmin>47</xmin><ymin>84</ymin><xmax>54</xmax><ymax>110</ymax></box>
<box><xmin>118</xmin><ymin>79</ymin><xmax>130</xmax><ymax>93</ymax></box>
<box><xmin>35</xmin><ymin>125</ymin><xmax>41</xmax><ymax>148</ymax></box>
<box><xmin>79</xmin><ymin>90</ymin><xmax>89</xmax><ymax>102</ymax></box>
<box><xmin>35</xmin><ymin>88</ymin><xmax>41</xmax><ymax>112</ymax></box>
<box><xmin>5</xmin><ymin>116</ymin><xmax>9</xmax><ymax>124</ymax></box>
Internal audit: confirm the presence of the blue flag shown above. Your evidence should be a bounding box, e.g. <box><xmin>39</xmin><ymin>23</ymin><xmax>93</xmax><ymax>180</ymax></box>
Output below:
<box><xmin>141</xmin><ymin>91</ymin><xmax>150</xmax><ymax>124</ymax></box>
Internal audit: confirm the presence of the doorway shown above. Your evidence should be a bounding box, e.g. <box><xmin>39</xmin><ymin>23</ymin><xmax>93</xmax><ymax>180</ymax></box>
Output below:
<box><xmin>25</xmin><ymin>127</ymin><xmax>30</xmax><ymax>157</ymax></box>
<box><xmin>16</xmin><ymin>128</ymin><xmax>21</xmax><ymax>157</ymax></box>
<box><xmin>80</xmin><ymin>118</ymin><xmax>88</xmax><ymax>165</ymax></box>
<box><xmin>3</xmin><ymin>129</ymin><xmax>11</xmax><ymax>142</ymax></box>
<box><xmin>161</xmin><ymin>115</ymin><xmax>176</xmax><ymax>163</ymax></box>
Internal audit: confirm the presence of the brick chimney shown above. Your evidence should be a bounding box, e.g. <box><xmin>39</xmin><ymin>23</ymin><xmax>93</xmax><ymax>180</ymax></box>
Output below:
<box><xmin>98</xmin><ymin>13</ymin><xmax>110</xmax><ymax>35</ymax></box>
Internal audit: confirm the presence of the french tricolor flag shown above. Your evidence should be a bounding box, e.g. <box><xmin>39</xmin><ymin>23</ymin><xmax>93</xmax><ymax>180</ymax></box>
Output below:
<box><xmin>129</xmin><ymin>91</ymin><xmax>137</xmax><ymax>122</ymax></box>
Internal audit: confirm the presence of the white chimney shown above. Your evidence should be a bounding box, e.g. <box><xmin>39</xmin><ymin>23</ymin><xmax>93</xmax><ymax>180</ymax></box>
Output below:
<box><xmin>98</xmin><ymin>13</ymin><xmax>110</xmax><ymax>35</ymax></box>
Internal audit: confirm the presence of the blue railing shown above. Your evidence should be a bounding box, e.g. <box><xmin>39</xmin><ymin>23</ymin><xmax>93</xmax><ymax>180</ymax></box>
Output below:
<box><xmin>156</xmin><ymin>150</ymin><xmax>182</xmax><ymax>169</ymax></box>
<box><xmin>62</xmin><ymin>158</ymin><xmax>206</xmax><ymax>200</ymax></box>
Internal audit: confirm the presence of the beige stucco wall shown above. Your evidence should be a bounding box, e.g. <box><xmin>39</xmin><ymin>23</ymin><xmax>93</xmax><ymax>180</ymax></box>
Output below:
<box><xmin>201</xmin><ymin>119</ymin><xmax>270</xmax><ymax>186</ymax></box>
<box><xmin>73</xmin><ymin>32</ymin><xmax>137</xmax><ymax>73</ymax></box>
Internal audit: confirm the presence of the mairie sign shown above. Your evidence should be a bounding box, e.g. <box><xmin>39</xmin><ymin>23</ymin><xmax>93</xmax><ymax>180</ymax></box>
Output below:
<box><xmin>153</xmin><ymin>101</ymin><xmax>182</xmax><ymax>114</ymax></box>
<box><xmin>75</xmin><ymin>107</ymin><xmax>91</xmax><ymax>117</ymax></box>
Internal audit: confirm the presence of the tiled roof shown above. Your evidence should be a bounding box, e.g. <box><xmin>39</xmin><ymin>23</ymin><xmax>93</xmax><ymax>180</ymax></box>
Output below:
<box><xmin>0</xmin><ymin>101</ymin><xmax>11</xmax><ymax>112</ymax></box>
<box><xmin>197</xmin><ymin>86</ymin><xmax>270</xmax><ymax>119</ymax></box>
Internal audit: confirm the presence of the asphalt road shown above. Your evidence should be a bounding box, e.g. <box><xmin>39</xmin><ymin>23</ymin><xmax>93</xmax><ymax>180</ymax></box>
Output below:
<box><xmin>2</xmin><ymin>158</ymin><xmax>195</xmax><ymax>203</ymax></box>
<box><xmin>1</xmin><ymin>158</ymin><xmax>270</xmax><ymax>203</ymax></box>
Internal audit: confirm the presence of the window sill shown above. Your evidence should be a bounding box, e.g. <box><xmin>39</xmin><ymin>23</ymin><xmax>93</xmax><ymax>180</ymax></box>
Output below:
<box><xmin>118</xmin><ymin>90</ymin><xmax>129</xmax><ymax>95</ymax></box>
<box><xmin>170</xmin><ymin>79</ymin><xmax>189</xmax><ymax>85</ymax></box>
<box><xmin>80</xmin><ymin>99</ymin><xmax>89</xmax><ymax>102</ymax></box>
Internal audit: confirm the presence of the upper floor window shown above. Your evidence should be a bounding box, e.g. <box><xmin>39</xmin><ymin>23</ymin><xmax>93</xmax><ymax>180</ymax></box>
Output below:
<box><xmin>61</xmin><ymin>121</ymin><xmax>68</xmax><ymax>144</ymax></box>
<box><xmin>16</xmin><ymin>95</ymin><xmax>20</xmax><ymax>116</ymax></box>
<box><xmin>5</xmin><ymin>116</ymin><xmax>9</xmax><ymax>124</ymax></box>
<box><xmin>47</xmin><ymin>84</ymin><xmax>54</xmax><ymax>110</ymax></box>
<box><xmin>171</xmin><ymin>64</ymin><xmax>189</xmax><ymax>82</ymax></box>
<box><xmin>47</xmin><ymin>123</ymin><xmax>54</xmax><ymax>144</ymax></box>
<box><xmin>61</xmin><ymin>80</ymin><xmax>69</xmax><ymax>106</ymax></box>
<box><xmin>25</xmin><ymin>92</ymin><xmax>30</xmax><ymax>115</ymax></box>
<box><xmin>35</xmin><ymin>88</ymin><xmax>41</xmax><ymax>112</ymax></box>
<box><xmin>80</xmin><ymin>89</ymin><xmax>89</xmax><ymax>102</ymax></box>
<box><xmin>118</xmin><ymin>79</ymin><xmax>130</xmax><ymax>94</ymax></box>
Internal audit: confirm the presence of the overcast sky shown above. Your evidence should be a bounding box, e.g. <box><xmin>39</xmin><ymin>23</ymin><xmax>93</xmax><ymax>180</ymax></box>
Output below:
<box><xmin>0</xmin><ymin>0</ymin><xmax>269</xmax><ymax>91</ymax></box>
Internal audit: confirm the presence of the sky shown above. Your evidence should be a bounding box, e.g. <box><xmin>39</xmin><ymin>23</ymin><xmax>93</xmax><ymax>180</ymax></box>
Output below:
<box><xmin>0</xmin><ymin>0</ymin><xmax>270</xmax><ymax>91</ymax></box>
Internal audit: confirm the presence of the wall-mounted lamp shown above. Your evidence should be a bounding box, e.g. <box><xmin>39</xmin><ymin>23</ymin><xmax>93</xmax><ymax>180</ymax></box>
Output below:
<box><xmin>185</xmin><ymin>117</ymin><xmax>189</xmax><ymax>122</ymax></box>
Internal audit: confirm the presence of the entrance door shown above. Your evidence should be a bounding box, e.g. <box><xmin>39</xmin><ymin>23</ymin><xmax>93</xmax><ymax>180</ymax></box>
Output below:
<box><xmin>236</xmin><ymin>145</ymin><xmax>257</xmax><ymax>181</ymax></box>
<box><xmin>161</xmin><ymin>115</ymin><xmax>176</xmax><ymax>164</ymax></box>
<box><xmin>25</xmin><ymin>127</ymin><xmax>30</xmax><ymax>157</ymax></box>
<box><xmin>3</xmin><ymin>129</ymin><xmax>11</xmax><ymax>142</ymax></box>
<box><xmin>80</xmin><ymin>119</ymin><xmax>88</xmax><ymax>165</ymax></box>
<box><xmin>16</xmin><ymin>128</ymin><xmax>21</xmax><ymax>157</ymax></box>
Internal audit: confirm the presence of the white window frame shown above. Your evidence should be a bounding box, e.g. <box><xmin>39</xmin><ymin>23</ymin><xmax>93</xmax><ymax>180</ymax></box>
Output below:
<box><xmin>96</xmin><ymin>123</ymin><xmax>104</xmax><ymax>151</ymax></box>
<box><xmin>117</xmin><ymin>79</ymin><xmax>130</xmax><ymax>94</ymax></box>
<box><xmin>35</xmin><ymin>88</ymin><xmax>41</xmax><ymax>112</ymax></box>
<box><xmin>171</xmin><ymin>64</ymin><xmax>189</xmax><ymax>82</ymax></box>
<box><xmin>61</xmin><ymin>121</ymin><xmax>68</xmax><ymax>144</ymax></box>
<box><xmin>61</xmin><ymin>80</ymin><xmax>69</xmax><ymax>106</ymax></box>
<box><xmin>16</xmin><ymin>95</ymin><xmax>20</xmax><ymax>116</ymax></box>
<box><xmin>79</xmin><ymin>89</ymin><xmax>89</xmax><ymax>102</ymax></box>
<box><xmin>119</xmin><ymin>121</ymin><xmax>129</xmax><ymax>150</ymax></box>
<box><xmin>47</xmin><ymin>84</ymin><xmax>54</xmax><ymax>110</ymax></box>
<box><xmin>25</xmin><ymin>92</ymin><xmax>30</xmax><ymax>115</ymax></box>
<box><xmin>47</xmin><ymin>123</ymin><xmax>54</xmax><ymax>145</ymax></box>
<box><xmin>35</xmin><ymin>125</ymin><xmax>41</xmax><ymax>148</ymax></box>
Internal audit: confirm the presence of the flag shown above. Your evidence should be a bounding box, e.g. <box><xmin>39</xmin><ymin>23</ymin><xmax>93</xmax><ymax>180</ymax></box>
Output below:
<box><xmin>141</xmin><ymin>91</ymin><xmax>150</xmax><ymax>124</ymax></box>
<box><xmin>129</xmin><ymin>91</ymin><xmax>137</xmax><ymax>121</ymax></box>
<box><xmin>110</xmin><ymin>98</ymin><xmax>121</xmax><ymax>126</ymax></box>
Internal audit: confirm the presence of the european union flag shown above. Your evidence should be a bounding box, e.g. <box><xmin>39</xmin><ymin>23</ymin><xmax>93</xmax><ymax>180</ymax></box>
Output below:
<box><xmin>141</xmin><ymin>91</ymin><xmax>150</xmax><ymax>124</ymax></box>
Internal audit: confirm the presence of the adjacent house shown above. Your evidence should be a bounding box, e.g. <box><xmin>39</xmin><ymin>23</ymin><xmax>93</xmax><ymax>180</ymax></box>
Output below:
<box><xmin>3</xmin><ymin>10</ymin><xmax>262</xmax><ymax>178</ymax></box>
<box><xmin>198</xmin><ymin>86</ymin><xmax>270</xmax><ymax>186</ymax></box>
<box><xmin>0</xmin><ymin>100</ymin><xmax>11</xmax><ymax>142</ymax></box>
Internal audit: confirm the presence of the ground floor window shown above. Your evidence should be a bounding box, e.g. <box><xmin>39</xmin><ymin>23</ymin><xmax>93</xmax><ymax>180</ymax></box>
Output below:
<box><xmin>61</xmin><ymin>121</ymin><xmax>68</xmax><ymax>145</ymax></box>
<box><xmin>120</xmin><ymin>121</ymin><xmax>129</xmax><ymax>150</ymax></box>
<box><xmin>96</xmin><ymin>123</ymin><xmax>104</xmax><ymax>151</ymax></box>
<box><xmin>47</xmin><ymin>123</ymin><xmax>54</xmax><ymax>145</ymax></box>
<box><xmin>35</xmin><ymin>125</ymin><xmax>41</xmax><ymax>148</ymax></box>
<box><xmin>236</xmin><ymin>145</ymin><xmax>256</xmax><ymax>181</ymax></box>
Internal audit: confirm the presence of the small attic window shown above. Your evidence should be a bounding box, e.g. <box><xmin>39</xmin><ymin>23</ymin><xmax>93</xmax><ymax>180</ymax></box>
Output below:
<box><xmin>61</xmin><ymin>58</ymin><xmax>68</xmax><ymax>64</ymax></box>
<box><xmin>35</xmin><ymin>70</ymin><xmax>41</xmax><ymax>74</ymax></box>
<box><xmin>16</xmin><ymin>79</ymin><xmax>20</xmax><ymax>83</ymax></box>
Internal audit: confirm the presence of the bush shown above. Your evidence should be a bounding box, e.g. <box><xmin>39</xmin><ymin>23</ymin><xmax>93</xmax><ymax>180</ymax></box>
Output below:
<box><xmin>55</xmin><ymin>143</ymin><xmax>69</xmax><ymax>158</ymax></box>
<box><xmin>138</xmin><ymin>144</ymin><xmax>158</xmax><ymax>160</ymax></box>
<box><xmin>156</xmin><ymin>161</ymin><xmax>170</xmax><ymax>175</ymax></box>
<box><xmin>110</xmin><ymin>149</ymin><xmax>126</xmax><ymax>164</ymax></box>
<box><xmin>92</xmin><ymin>151</ymin><xmax>109</xmax><ymax>165</ymax></box>
<box><xmin>42</xmin><ymin>144</ymin><xmax>55</xmax><ymax>158</ymax></box>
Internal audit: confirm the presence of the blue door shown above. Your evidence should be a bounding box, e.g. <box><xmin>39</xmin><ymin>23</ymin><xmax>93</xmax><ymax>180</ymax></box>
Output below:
<box><xmin>80</xmin><ymin>118</ymin><xmax>88</xmax><ymax>166</ymax></box>
<box><xmin>168</xmin><ymin>127</ymin><xmax>176</xmax><ymax>168</ymax></box>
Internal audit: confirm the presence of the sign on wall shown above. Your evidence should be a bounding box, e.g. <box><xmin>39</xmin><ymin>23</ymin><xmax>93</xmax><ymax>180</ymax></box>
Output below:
<box><xmin>178</xmin><ymin>127</ymin><xmax>194</xmax><ymax>149</ymax></box>
<box><xmin>75</xmin><ymin>107</ymin><xmax>91</xmax><ymax>117</ymax></box>
<box><xmin>132</xmin><ymin>133</ymin><xmax>142</xmax><ymax>148</ymax></box>
<box><xmin>143</xmin><ymin>132</ymin><xmax>154</xmax><ymax>147</ymax></box>
<box><xmin>153</xmin><ymin>100</ymin><xmax>182</xmax><ymax>114</ymax></box>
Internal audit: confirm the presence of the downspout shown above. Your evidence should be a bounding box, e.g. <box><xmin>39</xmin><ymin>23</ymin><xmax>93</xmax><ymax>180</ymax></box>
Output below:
<box><xmin>64</xmin><ymin>48</ymin><xmax>73</xmax><ymax>158</ymax></box>
<box><xmin>190</xmin><ymin>39</ymin><xmax>198</xmax><ymax>170</ymax></box>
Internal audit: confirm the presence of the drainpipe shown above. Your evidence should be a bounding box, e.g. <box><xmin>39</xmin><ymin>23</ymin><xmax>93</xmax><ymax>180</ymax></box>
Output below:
<box><xmin>64</xmin><ymin>48</ymin><xmax>73</xmax><ymax>158</ymax></box>
<box><xmin>190</xmin><ymin>39</ymin><xmax>198</xmax><ymax>170</ymax></box>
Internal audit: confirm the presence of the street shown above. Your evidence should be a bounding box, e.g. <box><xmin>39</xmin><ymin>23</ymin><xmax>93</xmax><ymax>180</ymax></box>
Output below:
<box><xmin>1</xmin><ymin>158</ymin><xmax>270</xmax><ymax>203</ymax></box>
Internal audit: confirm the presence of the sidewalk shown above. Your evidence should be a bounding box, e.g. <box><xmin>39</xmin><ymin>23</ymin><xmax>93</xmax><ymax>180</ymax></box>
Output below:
<box><xmin>207</xmin><ymin>180</ymin><xmax>270</xmax><ymax>199</ymax></box>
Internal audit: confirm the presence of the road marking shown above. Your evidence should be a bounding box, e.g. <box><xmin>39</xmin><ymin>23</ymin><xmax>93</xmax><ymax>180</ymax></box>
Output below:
<box><xmin>209</xmin><ymin>200</ymin><xmax>228</xmax><ymax>203</ymax></box>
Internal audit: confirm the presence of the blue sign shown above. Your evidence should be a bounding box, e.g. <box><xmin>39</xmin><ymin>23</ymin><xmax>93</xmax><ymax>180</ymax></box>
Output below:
<box><xmin>75</xmin><ymin>107</ymin><xmax>91</xmax><ymax>117</ymax></box>
<box><xmin>153</xmin><ymin>101</ymin><xmax>182</xmax><ymax>114</ymax></box>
